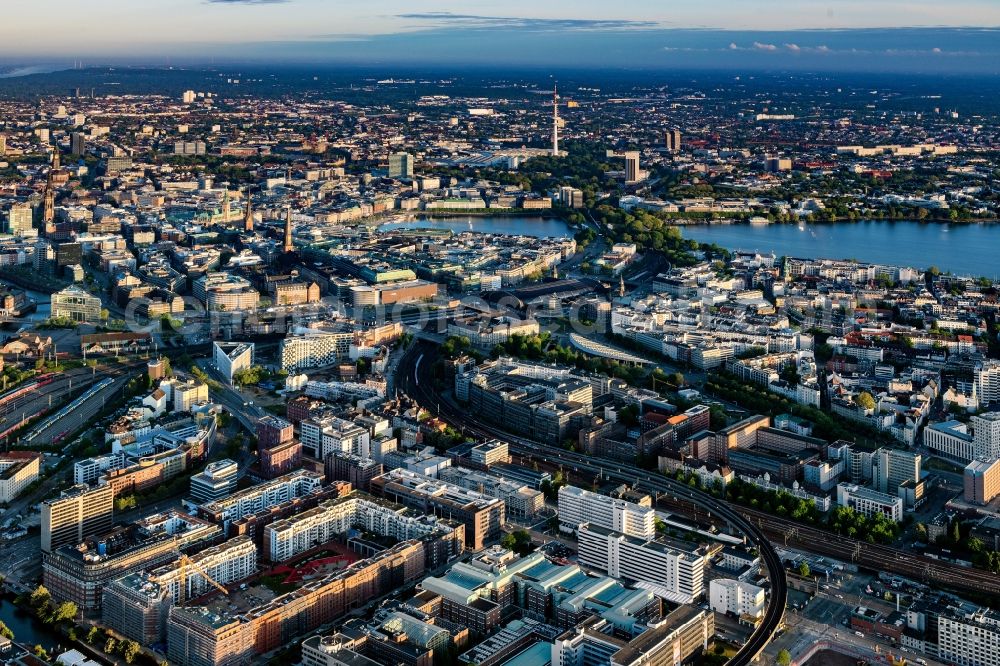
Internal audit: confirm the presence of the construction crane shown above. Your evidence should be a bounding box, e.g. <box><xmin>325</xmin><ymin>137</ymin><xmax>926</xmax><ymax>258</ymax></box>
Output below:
<box><xmin>174</xmin><ymin>554</ymin><xmax>229</xmax><ymax>604</ymax></box>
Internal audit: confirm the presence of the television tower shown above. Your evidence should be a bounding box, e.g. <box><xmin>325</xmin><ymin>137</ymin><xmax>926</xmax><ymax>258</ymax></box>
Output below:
<box><xmin>552</xmin><ymin>83</ymin><xmax>560</xmax><ymax>157</ymax></box>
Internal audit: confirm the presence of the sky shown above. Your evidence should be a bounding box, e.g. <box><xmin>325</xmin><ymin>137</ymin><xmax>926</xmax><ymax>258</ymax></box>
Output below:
<box><xmin>1</xmin><ymin>0</ymin><xmax>999</xmax><ymax>72</ymax></box>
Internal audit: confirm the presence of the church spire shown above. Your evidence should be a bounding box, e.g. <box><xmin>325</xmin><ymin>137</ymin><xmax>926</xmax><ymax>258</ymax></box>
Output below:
<box><xmin>283</xmin><ymin>206</ymin><xmax>294</xmax><ymax>253</ymax></box>
<box><xmin>243</xmin><ymin>187</ymin><xmax>254</xmax><ymax>232</ymax></box>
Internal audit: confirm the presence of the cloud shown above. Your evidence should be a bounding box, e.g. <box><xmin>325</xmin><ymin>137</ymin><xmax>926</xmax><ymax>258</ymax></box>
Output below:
<box><xmin>752</xmin><ymin>41</ymin><xmax>778</xmax><ymax>51</ymax></box>
<box><xmin>396</xmin><ymin>12</ymin><xmax>660</xmax><ymax>32</ymax></box>
<box><xmin>784</xmin><ymin>43</ymin><xmax>801</xmax><ymax>52</ymax></box>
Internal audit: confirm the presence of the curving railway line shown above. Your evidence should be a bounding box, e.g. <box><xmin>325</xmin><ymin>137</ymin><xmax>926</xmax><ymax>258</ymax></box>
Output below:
<box><xmin>398</xmin><ymin>343</ymin><xmax>786</xmax><ymax>665</ymax></box>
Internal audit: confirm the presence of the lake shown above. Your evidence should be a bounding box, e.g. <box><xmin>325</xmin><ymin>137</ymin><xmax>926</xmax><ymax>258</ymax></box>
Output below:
<box><xmin>379</xmin><ymin>215</ymin><xmax>572</xmax><ymax>238</ymax></box>
<box><xmin>678</xmin><ymin>221</ymin><xmax>1000</xmax><ymax>277</ymax></box>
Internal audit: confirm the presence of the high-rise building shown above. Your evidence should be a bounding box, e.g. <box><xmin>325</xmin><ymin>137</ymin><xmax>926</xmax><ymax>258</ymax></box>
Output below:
<box><xmin>624</xmin><ymin>151</ymin><xmax>641</xmax><ymax>184</ymax></box>
<box><xmin>71</xmin><ymin>132</ymin><xmax>86</xmax><ymax>155</ymax></box>
<box><xmin>665</xmin><ymin>128</ymin><xmax>682</xmax><ymax>153</ymax></box>
<box><xmin>181</xmin><ymin>90</ymin><xmax>197</xmax><ymax>104</ymax></box>
<box><xmin>388</xmin><ymin>152</ymin><xmax>414</xmax><ymax>178</ymax></box>
<box><xmin>6</xmin><ymin>203</ymin><xmax>34</xmax><ymax>235</ymax></box>
<box><xmin>965</xmin><ymin>459</ymin><xmax>1000</xmax><ymax>506</ymax></box>
<box><xmin>41</xmin><ymin>484</ymin><xmax>114</xmax><ymax>553</ymax></box>
<box><xmin>873</xmin><ymin>448</ymin><xmax>921</xmax><ymax>495</ymax></box>
<box><xmin>552</xmin><ymin>83</ymin><xmax>560</xmax><ymax>157</ymax></box>
<box><xmin>974</xmin><ymin>360</ymin><xmax>1000</xmax><ymax>407</ymax></box>
<box><xmin>0</xmin><ymin>133</ymin><xmax>6</xmax><ymax>156</ymax></box>
<box><xmin>972</xmin><ymin>412</ymin><xmax>1000</xmax><ymax>461</ymax></box>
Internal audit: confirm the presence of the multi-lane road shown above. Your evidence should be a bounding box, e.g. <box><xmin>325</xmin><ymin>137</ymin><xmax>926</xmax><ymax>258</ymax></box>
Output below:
<box><xmin>397</xmin><ymin>342</ymin><xmax>786</xmax><ymax>666</ymax></box>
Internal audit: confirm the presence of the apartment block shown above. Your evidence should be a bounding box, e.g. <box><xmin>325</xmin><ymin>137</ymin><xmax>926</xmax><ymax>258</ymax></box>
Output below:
<box><xmin>370</xmin><ymin>468</ymin><xmax>505</xmax><ymax>550</ymax></box>
<box><xmin>103</xmin><ymin>573</ymin><xmax>172</xmax><ymax>646</ymax></box>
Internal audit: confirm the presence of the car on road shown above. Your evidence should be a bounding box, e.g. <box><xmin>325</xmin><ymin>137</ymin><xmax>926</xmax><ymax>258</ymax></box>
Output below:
<box><xmin>855</xmin><ymin>631</ymin><xmax>864</xmax><ymax>638</ymax></box>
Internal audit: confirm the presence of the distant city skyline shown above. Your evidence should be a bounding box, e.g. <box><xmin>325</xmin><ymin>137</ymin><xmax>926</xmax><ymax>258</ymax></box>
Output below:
<box><xmin>1</xmin><ymin>1</ymin><xmax>999</xmax><ymax>72</ymax></box>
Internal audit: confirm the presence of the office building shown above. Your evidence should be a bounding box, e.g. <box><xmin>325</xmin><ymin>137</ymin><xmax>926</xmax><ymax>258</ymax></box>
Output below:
<box><xmin>192</xmin><ymin>272</ymin><xmax>259</xmax><ymax>311</ymax></box>
<box><xmin>0</xmin><ymin>452</ymin><xmax>42</xmax><ymax>502</ymax></box>
<box><xmin>161</xmin><ymin>378</ymin><xmax>209</xmax><ymax>413</ymax></box>
<box><xmin>972</xmin><ymin>412</ymin><xmax>1000</xmax><ymax>462</ymax></box>
<box><xmin>439</xmin><ymin>467</ymin><xmax>543</xmax><ymax>521</ymax></box>
<box><xmin>51</xmin><ymin>284</ymin><xmax>102</xmax><ymax>323</ymax></box>
<box><xmin>166</xmin><ymin>541</ymin><xmax>426</xmax><ymax>664</ymax></box>
<box><xmin>576</xmin><ymin>523</ymin><xmax>706</xmax><ymax>602</ymax></box>
<box><xmin>370</xmin><ymin>468</ymin><xmax>505</xmax><ymax>550</ymax></box>
<box><xmin>6</xmin><ymin>203</ymin><xmax>34</xmax><ymax>235</ymax></box>
<box><xmin>41</xmin><ymin>484</ymin><xmax>114</xmax><ymax>553</ymax></box>
<box><xmin>44</xmin><ymin>531</ymin><xmax>179</xmax><ymax>611</ymax></box>
<box><xmin>557</xmin><ymin>485</ymin><xmax>656</xmax><ymax>539</ymax></box>
<box><xmin>974</xmin><ymin>360</ymin><xmax>1000</xmax><ymax>408</ymax></box>
<box><xmin>551</xmin><ymin>607</ymin><xmax>713</xmax><ymax>666</ymax></box>
<box><xmin>874</xmin><ymin>448</ymin><xmax>921</xmax><ymax>496</ymax></box>
<box><xmin>388</xmin><ymin>152</ymin><xmax>414</xmax><ymax>178</ymax></box>
<box><xmin>764</xmin><ymin>156</ymin><xmax>793</xmax><ymax>172</ymax></box>
<box><xmin>965</xmin><ymin>459</ymin><xmax>1000</xmax><ymax>506</ymax></box>
<box><xmin>836</xmin><ymin>483</ymin><xmax>903</xmax><ymax>522</ymax></box>
<box><xmin>937</xmin><ymin>608</ymin><xmax>1000</xmax><ymax>666</ymax></box>
<box><xmin>71</xmin><ymin>132</ymin><xmax>86</xmax><ymax>155</ymax></box>
<box><xmin>190</xmin><ymin>460</ymin><xmax>239</xmax><ymax>504</ymax></box>
<box><xmin>925</xmin><ymin>421</ymin><xmax>976</xmax><ymax>463</ymax></box>
<box><xmin>624</xmin><ymin>151</ymin><xmax>640</xmax><ymax>183</ymax></box>
<box><xmin>665</xmin><ymin>128</ymin><xmax>682</xmax><ymax>153</ymax></box>
<box><xmin>213</xmin><ymin>342</ymin><xmax>254</xmax><ymax>385</ymax></box>
<box><xmin>709</xmin><ymin>578</ymin><xmax>765</xmax><ymax>619</ymax></box>
<box><xmin>103</xmin><ymin>573</ymin><xmax>172</xmax><ymax>646</ymax></box>
<box><xmin>279</xmin><ymin>330</ymin><xmax>353</xmax><ymax>372</ymax></box>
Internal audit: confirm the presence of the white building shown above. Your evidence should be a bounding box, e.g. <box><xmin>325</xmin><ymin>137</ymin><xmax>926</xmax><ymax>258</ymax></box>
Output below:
<box><xmin>924</xmin><ymin>421</ymin><xmax>975</xmax><ymax>463</ymax></box>
<box><xmin>300</xmin><ymin>415</ymin><xmax>370</xmax><ymax>460</ymax></box>
<box><xmin>938</xmin><ymin>608</ymin><xmax>1000</xmax><ymax>666</ymax></box>
<box><xmin>265</xmin><ymin>493</ymin><xmax>456</xmax><ymax>562</ymax></box>
<box><xmin>189</xmin><ymin>460</ymin><xmax>238</xmax><ymax>504</ymax></box>
<box><xmin>577</xmin><ymin>523</ymin><xmax>705</xmax><ymax>602</ymax></box>
<box><xmin>279</xmin><ymin>330</ymin><xmax>353</xmax><ymax>371</ymax></box>
<box><xmin>558</xmin><ymin>485</ymin><xmax>656</xmax><ymax>539</ymax></box>
<box><xmin>74</xmin><ymin>452</ymin><xmax>127</xmax><ymax>486</ymax></box>
<box><xmin>836</xmin><ymin>482</ymin><xmax>903</xmax><ymax>522</ymax></box>
<box><xmin>972</xmin><ymin>412</ymin><xmax>1000</xmax><ymax>462</ymax></box>
<box><xmin>975</xmin><ymin>360</ymin><xmax>1000</xmax><ymax>408</ymax></box>
<box><xmin>149</xmin><ymin>536</ymin><xmax>257</xmax><ymax>603</ymax></box>
<box><xmin>709</xmin><ymin>578</ymin><xmax>765</xmax><ymax>619</ymax></box>
<box><xmin>213</xmin><ymin>341</ymin><xmax>254</xmax><ymax>385</ymax></box>
<box><xmin>198</xmin><ymin>470</ymin><xmax>324</xmax><ymax>522</ymax></box>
